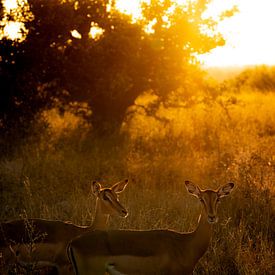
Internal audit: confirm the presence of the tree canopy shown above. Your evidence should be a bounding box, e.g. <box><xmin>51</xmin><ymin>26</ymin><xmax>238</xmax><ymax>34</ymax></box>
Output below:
<box><xmin>0</xmin><ymin>0</ymin><xmax>233</xmax><ymax>140</ymax></box>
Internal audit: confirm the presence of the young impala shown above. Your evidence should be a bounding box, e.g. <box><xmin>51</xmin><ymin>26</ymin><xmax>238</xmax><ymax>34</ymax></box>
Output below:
<box><xmin>67</xmin><ymin>181</ymin><xmax>234</xmax><ymax>275</ymax></box>
<box><xmin>0</xmin><ymin>179</ymin><xmax>129</xmax><ymax>274</ymax></box>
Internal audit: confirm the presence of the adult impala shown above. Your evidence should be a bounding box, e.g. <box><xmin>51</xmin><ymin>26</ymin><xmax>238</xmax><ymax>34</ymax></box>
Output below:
<box><xmin>68</xmin><ymin>181</ymin><xmax>234</xmax><ymax>275</ymax></box>
<box><xmin>0</xmin><ymin>179</ymin><xmax>129</xmax><ymax>274</ymax></box>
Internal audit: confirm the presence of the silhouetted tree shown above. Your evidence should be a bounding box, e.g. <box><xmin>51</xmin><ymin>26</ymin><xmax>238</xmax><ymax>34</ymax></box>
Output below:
<box><xmin>0</xmin><ymin>0</ymin><xmax>233</xmax><ymax>140</ymax></box>
<box><xmin>0</xmin><ymin>1</ymin><xmax>67</xmax><ymax>148</ymax></box>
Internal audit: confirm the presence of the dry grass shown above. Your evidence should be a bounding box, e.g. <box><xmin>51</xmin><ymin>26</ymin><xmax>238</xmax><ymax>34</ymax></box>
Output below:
<box><xmin>0</xmin><ymin>88</ymin><xmax>274</xmax><ymax>274</ymax></box>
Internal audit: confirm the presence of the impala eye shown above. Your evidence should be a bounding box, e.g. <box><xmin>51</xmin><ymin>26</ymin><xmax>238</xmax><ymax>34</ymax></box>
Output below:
<box><xmin>217</xmin><ymin>198</ymin><xmax>221</xmax><ymax>202</ymax></box>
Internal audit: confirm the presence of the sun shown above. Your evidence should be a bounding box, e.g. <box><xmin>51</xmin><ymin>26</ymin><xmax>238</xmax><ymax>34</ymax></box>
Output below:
<box><xmin>200</xmin><ymin>0</ymin><xmax>275</xmax><ymax>67</ymax></box>
<box><xmin>115</xmin><ymin>0</ymin><xmax>275</xmax><ymax>67</ymax></box>
<box><xmin>2</xmin><ymin>0</ymin><xmax>275</xmax><ymax>67</ymax></box>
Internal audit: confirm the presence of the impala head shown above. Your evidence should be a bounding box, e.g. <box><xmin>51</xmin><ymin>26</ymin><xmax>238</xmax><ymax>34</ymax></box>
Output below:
<box><xmin>92</xmin><ymin>179</ymin><xmax>129</xmax><ymax>218</ymax></box>
<box><xmin>185</xmin><ymin>181</ymin><xmax>234</xmax><ymax>224</ymax></box>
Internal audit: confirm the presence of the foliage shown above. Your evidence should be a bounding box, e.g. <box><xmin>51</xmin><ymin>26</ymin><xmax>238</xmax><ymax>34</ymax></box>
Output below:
<box><xmin>0</xmin><ymin>0</ymin><xmax>230</xmax><ymax>141</ymax></box>
<box><xmin>224</xmin><ymin>65</ymin><xmax>275</xmax><ymax>92</ymax></box>
<box><xmin>1</xmin><ymin>80</ymin><xmax>274</xmax><ymax>274</ymax></box>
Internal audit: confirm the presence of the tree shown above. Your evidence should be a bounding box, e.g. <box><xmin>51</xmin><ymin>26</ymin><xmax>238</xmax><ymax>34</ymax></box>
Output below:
<box><xmin>0</xmin><ymin>0</ymin><xmax>234</xmax><ymax>139</ymax></box>
<box><xmin>62</xmin><ymin>0</ymin><xmax>230</xmax><ymax>134</ymax></box>
<box><xmin>0</xmin><ymin>0</ymin><xmax>69</xmax><ymax>147</ymax></box>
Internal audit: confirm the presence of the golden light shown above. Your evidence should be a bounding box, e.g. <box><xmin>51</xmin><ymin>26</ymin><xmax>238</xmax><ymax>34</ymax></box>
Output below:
<box><xmin>144</xmin><ymin>18</ymin><xmax>156</xmax><ymax>34</ymax></box>
<box><xmin>70</xmin><ymin>29</ymin><xmax>82</xmax><ymax>39</ymax></box>
<box><xmin>199</xmin><ymin>0</ymin><xmax>275</xmax><ymax>67</ymax></box>
<box><xmin>2</xmin><ymin>21</ymin><xmax>25</xmax><ymax>41</ymax></box>
<box><xmin>89</xmin><ymin>22</ymin><xmax>104</xmax><ymax>40</ymax></box>
<box><xmin>1</xmin><ymin>0</ymin><xmax>30</xmax><ymax>41</ymax></box>
<box><xmin>115</xmin><ymin>0</ymin><xmax>145</xmax><ymax>20</ymax></box>
<box><xmin>115</xmin><ymin>0</ymin><xmax>275</xmax><ymax>67</ymax></box>
<box><xmin>2</xmin><ymin>0</ymin><xmax>18</xmax><ymax>12</ymax></box>
<box><xmin>2</xmin><ymin>0</ymin><xmax>275</xmax><ymax>67</ymax></box>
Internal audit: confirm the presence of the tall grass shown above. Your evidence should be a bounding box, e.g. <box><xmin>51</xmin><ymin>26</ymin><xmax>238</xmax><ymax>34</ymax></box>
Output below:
<box><xmin>1</xmin><ymin>87</ymin><xmax>274</xmax><ymax>274</ymax></box>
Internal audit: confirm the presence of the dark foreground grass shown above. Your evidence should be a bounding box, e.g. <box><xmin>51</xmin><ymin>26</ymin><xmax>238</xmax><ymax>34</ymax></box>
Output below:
<box><xmin>0</xmin><ymin>91</ymin><xmax>274</xmax><ymax>274</ymax></box>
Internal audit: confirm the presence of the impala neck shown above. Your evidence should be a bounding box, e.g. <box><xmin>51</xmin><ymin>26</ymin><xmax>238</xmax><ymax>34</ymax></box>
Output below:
<box><xmin>189</xmin><ymin>206</ymin><xmax>213</xmax><ymax>261</ymax></box>
<box><xmin>89</xmin><ymin>198</ymin><xmax>110</xmax><ymax>231</ymax></box>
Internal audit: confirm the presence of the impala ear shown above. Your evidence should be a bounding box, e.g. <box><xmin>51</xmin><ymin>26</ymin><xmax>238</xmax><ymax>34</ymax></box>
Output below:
<box><xmin>111</xmin><ymin>179</ymin><xmax>128</xmax><ymax>193</ymax></box>
<box><xmin>91</xmin><ymin>181</ymin><xmax>101</xmax><ymax>197</ymax></box>
<box><xmin>217</xmin><ymin>182</ymin><xmax>234</xmax><ymax>198</ymax></box>
<box><xmin>185</xmin><ymin>181</ymin><xmax>201</xmax><ymax>198</ymax></box>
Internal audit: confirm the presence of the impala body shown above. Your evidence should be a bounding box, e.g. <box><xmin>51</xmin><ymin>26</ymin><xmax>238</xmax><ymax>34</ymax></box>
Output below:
<box><xmin>68</xmin><ymin>181</ymin><xmax>234</xmax><ymax>275</ymax></box>
<box><xmin>69</xmin><ymin>229</ymin><xmax>208</xmax><ymax>274</ymax></box>
<box><xmin>0</xmin><ymin>179</ymin><xmax>129</xmax><ymax>274</ymax></box>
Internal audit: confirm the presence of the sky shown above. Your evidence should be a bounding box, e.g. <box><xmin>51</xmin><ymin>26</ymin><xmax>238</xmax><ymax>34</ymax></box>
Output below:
<box><xmin>2</xmin><ymin>0</ymin><xmax>275</xmax><ymax>67</ymax></box>
<box><xmin>200</xmin><ymin>0</ymin><xmax>275</xmax><ymax>67</ymax></box>
<box><xmin>116</xmin><ymin>0</ymin><xmax>275</xmax><ymax>67</ymax></box>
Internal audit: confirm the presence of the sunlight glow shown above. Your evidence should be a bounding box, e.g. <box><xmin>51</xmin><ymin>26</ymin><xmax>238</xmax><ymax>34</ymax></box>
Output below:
<box><xmin>2</xmin><ymin>21</ymin><xmax>25</xmax><ymax>41</ymax></box>
<box><xmin>199</xmin><ymin>0</ymin><xmax>275</xmax><ymax>67</ymax></box>
<box><xmin>1</xmin><ymin>0</ymin><xmax>31</xmax><ymax>41</ymax></box>
<box><xmin>144</xmin><ymin>18</ymin><xmax>157</xmax><ymax>34</ymax></box>
<box><xmin>3</xmin><ymin>0</ymin><xmax>18</xmax><ymax>12</ymax></box>
<box><xmin>115</xmin><ymin>0</ymin><xmax>145</xmax><ymax>20</ymax></box>
<box><xmin>89</xmin><ymin>22</ymin><xmax>104</xmax><ymax>40</ymax></box>
<box><xmin>2</xmin><ymin>0</ymin><xmax>275</xmax><ymax>67</ymax></box>
<box><xmin>115</xmin><ymin>0</ymin><xmax>275</xmax><ymax>67</ymax></box>
<box><xmin>70</xmin><ymin>29</ymin><xmax>82</xmax><ymax>39</ymax></box>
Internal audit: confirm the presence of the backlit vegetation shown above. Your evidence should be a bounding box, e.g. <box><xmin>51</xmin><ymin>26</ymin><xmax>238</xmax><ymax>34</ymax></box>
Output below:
<box><xmin>1</xmin><ymin>66</ymin><xmax>274</xmax><ymax>274</ymax></box>
<box><xmin>0</xmin><ymin>0</ymin><xmax>274</xmax><ymax>274</ymax></box>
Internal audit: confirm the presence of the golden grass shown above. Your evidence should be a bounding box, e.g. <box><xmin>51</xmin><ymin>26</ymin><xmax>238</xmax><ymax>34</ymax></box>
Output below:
<box><xmin>1</xmin><ymin>89</ymin><xmax>274</xmax><ymax>274</ymax></box>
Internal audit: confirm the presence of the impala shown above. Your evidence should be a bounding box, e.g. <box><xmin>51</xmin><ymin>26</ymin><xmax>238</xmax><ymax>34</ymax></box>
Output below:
<box><xmin>0</xmin><ymin>179</ymin><xmax>129</xmax><ymax>274</ymax></box>
<box><xmin>67</xmin><ymin>181</ymin><xmax>234</xmax><ymax>275</ymax></box>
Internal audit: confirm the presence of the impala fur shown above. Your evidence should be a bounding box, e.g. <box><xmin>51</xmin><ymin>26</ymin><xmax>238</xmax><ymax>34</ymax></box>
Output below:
<box><xmin>0</xmin><ymin>179</ymin><xmax>129</xmax><ymax>274</ymax></box>
<box><xmin>67</xmin><ymin>181</ymin><xmax>234</xmax><ymax>275</ymax></box>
